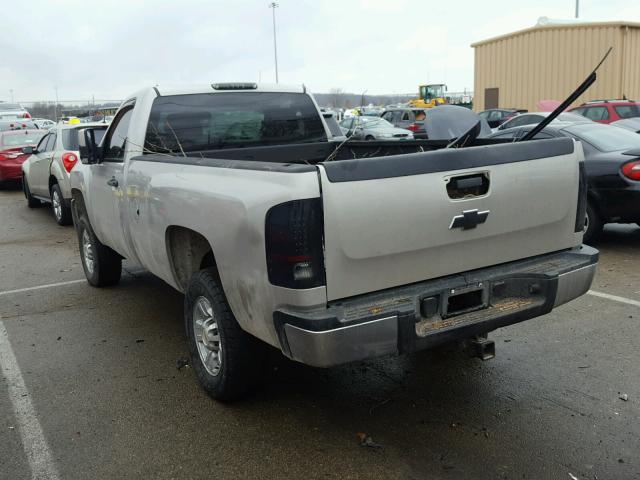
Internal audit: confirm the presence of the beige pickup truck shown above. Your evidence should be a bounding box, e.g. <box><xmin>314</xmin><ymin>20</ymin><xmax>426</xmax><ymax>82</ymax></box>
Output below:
<box><xmin>68</xmin><ymin>83</ymin><xmax>597</xmax><ymax>400</ymax></box>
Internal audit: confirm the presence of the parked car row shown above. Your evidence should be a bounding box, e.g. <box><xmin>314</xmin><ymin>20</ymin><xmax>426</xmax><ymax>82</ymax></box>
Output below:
<box><xmin>478</xmin><ymin>99</ymin><xmax>640</xmax><ymax>130</ymax></box>
<box><xmin>21</xmin><ymin>123</ymin><xmax>108</xmax><ymax>224</ymax></box>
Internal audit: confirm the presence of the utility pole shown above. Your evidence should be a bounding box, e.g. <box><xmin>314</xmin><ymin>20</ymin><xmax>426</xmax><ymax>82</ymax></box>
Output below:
<box><xmin>575</xmin><ymin>0</ymin><xmax>579</xmax><ymax>18</ymax></box>
<box><xmin>269</xmin><ymin>2</ymin><xmax>279</xmax><ymax>83</ymax></box>
<box><xmin>9</xmin><ymin>89</ymin><xmax>13</xmax><ymax>102</ymax></box>
<box><xmin>360</xmin><ymin>89</ymin><xmax>368</xmax><ymax>107</ymax></box>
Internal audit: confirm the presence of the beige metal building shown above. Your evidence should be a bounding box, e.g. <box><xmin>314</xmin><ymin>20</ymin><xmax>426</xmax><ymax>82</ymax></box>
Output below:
<box><xmin>472</xmin><ymin>20</ymin><xmax>640</xmax><ymax>112</ymax></box>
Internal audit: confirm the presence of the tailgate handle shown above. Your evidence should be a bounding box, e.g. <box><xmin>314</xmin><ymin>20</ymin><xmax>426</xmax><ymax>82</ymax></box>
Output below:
<box><xmin>446</xmin><ymin>173</ymin><xmax>489</xmax><ymax>199</ymax></box>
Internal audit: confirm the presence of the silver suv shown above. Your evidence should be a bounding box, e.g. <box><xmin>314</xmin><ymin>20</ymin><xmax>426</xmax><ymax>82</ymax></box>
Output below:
<box><xmin>21</xmin><ymin>123</ymin><xmax>108</xmax><ymax>225</ymax></box>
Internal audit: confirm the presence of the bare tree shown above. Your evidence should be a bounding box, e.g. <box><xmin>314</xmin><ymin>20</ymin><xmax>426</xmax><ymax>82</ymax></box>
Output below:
<box><xmin>329</xmin><ymin>87</ymin><xmax>345</xmax><ymax>109</ymax></box>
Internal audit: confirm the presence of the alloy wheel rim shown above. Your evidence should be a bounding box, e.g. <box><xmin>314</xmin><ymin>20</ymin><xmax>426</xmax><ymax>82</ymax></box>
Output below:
<box><xmin>81</xmin><ymin>229</ymin><xmax>95</xmax><ymax>275</ymax></box>
<box><xmin>584</xmin><ymin>211</ymin><xmax>590</xmax><ymax>233</ymax></box>
<box><xmin>192</xmin><ymin>296</ymin><xmax>222</xmax><ymax>376</ymax></box>
<box><xmin>52</xmin><ymin>190</ymin><xmax>62</xmax><ymax>220</ymax></box>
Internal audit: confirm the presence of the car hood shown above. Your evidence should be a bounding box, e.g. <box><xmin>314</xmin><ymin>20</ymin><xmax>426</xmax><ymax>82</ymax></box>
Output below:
<box><xmin>424</xmin><ymin>105</ymin><xmax>492</xmax><ymax>139</ymax></box>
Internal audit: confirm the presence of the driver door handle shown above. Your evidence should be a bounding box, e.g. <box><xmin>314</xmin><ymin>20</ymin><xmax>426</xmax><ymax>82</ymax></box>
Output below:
<box><xmin>107</xmin><ymin>176</ymin><xmax>119</xmax><ymax>188</ymax></box>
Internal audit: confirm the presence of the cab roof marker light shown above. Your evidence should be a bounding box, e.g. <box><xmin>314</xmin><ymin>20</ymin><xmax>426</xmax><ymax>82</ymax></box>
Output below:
<box><xmin>211</xmin><ymin>83</ymin><xmax>258</xmax><ymax>90</ymax></box>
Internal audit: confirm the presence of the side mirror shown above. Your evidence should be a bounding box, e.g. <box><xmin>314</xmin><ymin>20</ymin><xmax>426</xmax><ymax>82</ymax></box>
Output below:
<box><xmin>21</xmin><ymin>146</ymin><xmax>35</xmax><ymax>154</ymax></box>
<box><xmin>80</xmin><ymin>128</ymin><xmax>102</xmax><ymax>164</ymax></box>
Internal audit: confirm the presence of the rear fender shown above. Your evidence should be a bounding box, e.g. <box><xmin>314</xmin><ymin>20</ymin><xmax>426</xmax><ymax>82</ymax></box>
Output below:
<box><xmin>49</xmin><ymin>160</ymin><xmax>71</xmax><ymax>199</ymax></box>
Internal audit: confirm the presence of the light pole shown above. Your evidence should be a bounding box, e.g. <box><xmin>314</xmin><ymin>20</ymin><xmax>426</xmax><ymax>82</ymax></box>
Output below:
<box><xmin>575</xmin><ymin>0</ymin><xmax>579</xmax><ymax>18</ymax></box>
<box><xmin>360</xmin><ymin>89</ymin><xmax>368</xmax><ymax>107</ymax></box>
<box><xmin>54</xmin><ymin>86</ymin><xmax>59</xmax><ymax>121</ymax></box>
<box><xmin>9</xmin><ymin>89</ymin><xmax>13</xmax><ymax>102</ymax></box>
<box><xmin>269</xmin><ymin>2</ymin><xmax>279</xmax><ymax>83</ymax></box>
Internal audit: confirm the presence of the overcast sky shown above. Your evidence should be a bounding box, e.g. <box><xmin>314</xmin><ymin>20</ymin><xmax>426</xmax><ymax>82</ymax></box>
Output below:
<box><xmin>1</xmin><ymin>0</ymin><xmax>639</xmax><ymax>103</ymax></box>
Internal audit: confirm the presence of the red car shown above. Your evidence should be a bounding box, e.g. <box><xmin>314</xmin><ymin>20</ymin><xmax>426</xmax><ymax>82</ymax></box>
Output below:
<box><xmin>0</xmin><ymin>129</ymin><xmax>47</xmax><ymax>184</ymax></box>
<box><xmin>570</xmin><ymin>100</ymin><xmax>640</xmax><ymax>124</ymax></box>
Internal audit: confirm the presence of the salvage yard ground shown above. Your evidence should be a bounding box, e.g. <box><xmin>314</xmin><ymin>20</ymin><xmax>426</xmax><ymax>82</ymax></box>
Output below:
<box><xmin>0</xmin><ymin>188</ymin><xmax>639</xmax><ymax>480</ymax></box>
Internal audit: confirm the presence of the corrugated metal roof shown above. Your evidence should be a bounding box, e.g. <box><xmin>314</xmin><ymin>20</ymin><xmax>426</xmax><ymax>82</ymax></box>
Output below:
<box><xmin>471</xmin><ymin>20</ymin><xmax>640</xmax><ymax>48</ymax></box>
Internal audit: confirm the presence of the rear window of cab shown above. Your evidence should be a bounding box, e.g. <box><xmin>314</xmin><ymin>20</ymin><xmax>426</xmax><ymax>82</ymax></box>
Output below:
<box><xmin>143</xmin><ymin>92</ymin><xmax>328</xmax><ymax>154</ymax></box>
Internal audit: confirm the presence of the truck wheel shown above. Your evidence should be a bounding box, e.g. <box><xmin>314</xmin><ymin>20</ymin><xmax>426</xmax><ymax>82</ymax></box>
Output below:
<box><xmin>51</xmin><ymin>184</ymin><xmax>72</xmax><ymax>226</ymax></box>
<box><xmin>185</xmin><ymin>268</ymin><xmax>265</xmax><ymax>401</ymax></box>
<box><xmin>76</xmin><ymin>215</ymin><xmax>122</xmax><ymax>286</ymax></box>
<box><xmin>22</xmin><ymin>177</ymin><xmax>41</xmax><ymax>208</ymax></box>
<box><xmin>583</xmin><ymin>201</ymin><xmax>603</xmax><ymax>245</ymax></box>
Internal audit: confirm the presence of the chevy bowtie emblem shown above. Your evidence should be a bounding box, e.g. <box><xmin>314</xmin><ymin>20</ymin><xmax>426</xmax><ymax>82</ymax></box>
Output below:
<box><xmin>449</xmin><ymin>209</ymin><xmax>490</xmax><ymax>230</ymax></box>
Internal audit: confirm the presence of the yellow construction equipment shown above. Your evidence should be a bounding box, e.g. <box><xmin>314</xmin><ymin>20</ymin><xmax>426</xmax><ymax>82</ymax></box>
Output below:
<box><xmin>409</xmin><ymin>83</ymin><xmax>447</xmax><ymax>108</ymax></box>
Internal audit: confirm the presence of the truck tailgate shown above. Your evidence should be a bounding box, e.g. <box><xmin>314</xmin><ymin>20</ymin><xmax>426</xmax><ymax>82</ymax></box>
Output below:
<box><xmin>319</xmin><ymin>138</ymin><xmax>583</xmax><ymax>301</ymax></box>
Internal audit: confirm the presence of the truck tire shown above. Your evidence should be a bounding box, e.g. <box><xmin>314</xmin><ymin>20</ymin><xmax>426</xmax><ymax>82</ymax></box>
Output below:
<box><xmin>583</xmin><ymin>201</ymin><xmax>603</xmax><ymax>245</ymax></box>
<box><xmin>22</xmin><ymin>177</ymin><xmax>41</xmax><ymax>208</ymax></box>
<box><xmin>51</xmin><ymin>184</ymin><xmax>72</xmax><ymax>226</ymax></box>
<box><xmin>185</xmin><ymin>268</ymin><xmax>265</xmax><ymax>401</ymax></box>
<box><xmin>75</xmin><ymin>214</ymin><xmax>122</xmax><ymax>286</ymax></box>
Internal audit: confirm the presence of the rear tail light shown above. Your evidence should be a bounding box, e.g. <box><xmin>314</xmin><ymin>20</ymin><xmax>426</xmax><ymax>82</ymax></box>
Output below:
<box><xmin>575</xmin><ymin>161</ymin><xmax>587</xmax><ymax>232</ymax></box>
<box><xmin>265</xmin><ymin>198</ymin><xmax>325</xmax><ymax>289</ymax></box>
<box><xmin>62</xmin><ymin>152</ymin><xmax>78</xmax><ymax>172</ymax></box>
<box><xmin>407</xmin><ymin>123</ymin><xmax>421</xmax><ymax>132</ymax></box>
<box><xmin>23</xmin><ymin>112</ymin><xmax>31</xmax><ymax>119</ymax></box>
<box><xmin>622</xmin><ymin>160</ymin><xmax>640</xmax><ymax>181</ymax></box>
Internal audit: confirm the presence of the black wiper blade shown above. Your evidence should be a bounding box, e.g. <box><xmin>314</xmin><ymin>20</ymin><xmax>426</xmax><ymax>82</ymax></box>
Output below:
<box><xmin>519</xmin><ymin>47</ymin><xmax>612</xmax><ymax>142</ymax></box>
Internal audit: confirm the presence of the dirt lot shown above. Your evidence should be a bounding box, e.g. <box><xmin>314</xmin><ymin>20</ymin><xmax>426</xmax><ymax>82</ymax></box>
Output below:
<box><xmin>1</xmin><ymin>187</ymin><xmax>639</xmax><ymax>480</ymax></box>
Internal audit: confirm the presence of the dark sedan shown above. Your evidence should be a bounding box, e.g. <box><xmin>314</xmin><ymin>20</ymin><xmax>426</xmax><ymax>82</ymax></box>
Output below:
<box><xmin>489</xmin><ymin>121</ymin><xmax>640</xmax><ymax>243</ymax></box>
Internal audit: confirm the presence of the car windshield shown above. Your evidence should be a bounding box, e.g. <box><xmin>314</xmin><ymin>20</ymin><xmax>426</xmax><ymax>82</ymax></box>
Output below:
<box><xmin>62</xmin><ymin>127</ymin><xmax>107</xmax><ymax>150</ymax></box>
<box><xmin>360</xmin><ymin>117</ymin><xmax>393</xmax><ymax>128</ymax></box>
<box><xmin>0</xmin><ymin>131</ymin><xmax>46</xmax><ymax>147</ymax></box>
<box><xmin>563</xmin><ymin>123</ymin><xmax>640</xmax><ymax>152</ymax></box>
<box><xmin>614</xmin><ymin>105</ymin><xmax>640</xmax><ymax>119</ymax></box>
<box><xmin>144</xmin><ymin>92</ymin><xmax>327</xmax><ymax>153</ymax></box>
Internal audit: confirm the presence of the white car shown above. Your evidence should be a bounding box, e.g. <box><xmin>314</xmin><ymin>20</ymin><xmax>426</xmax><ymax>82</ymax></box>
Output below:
<box><xmin>495</xmin><ymin>111</ymin><xmax>589</xmax><ymax>131</ymax></box>
<box><xmin>32</xmin><ymin>118</ymin><xmax>56</xmax><ymax>129</ymax></box>
<box><xmin>0</xmin><ymin>103</ymin><xmax>31</xmax><ymax>121</ymax></box>
<box><xmin>21</xmin><ymin>123</ymin><xmax>108</xmax><ymax>225</ymax></box>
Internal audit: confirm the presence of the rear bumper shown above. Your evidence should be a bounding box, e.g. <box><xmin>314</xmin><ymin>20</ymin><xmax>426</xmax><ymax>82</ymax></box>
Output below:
<box><xmin>0</xmin><ymin>160</ymin><xmax>24</xmax><ymax>181</ymax></box>
<box><xmin>593</xmin><ymin>186</ymin><xmax>640</xmax><ymax>222</ymax></box>
<box><xmin>275</xmin><ymin>246</ymin><xmax>598</xmax><ymax>367</ymax></box>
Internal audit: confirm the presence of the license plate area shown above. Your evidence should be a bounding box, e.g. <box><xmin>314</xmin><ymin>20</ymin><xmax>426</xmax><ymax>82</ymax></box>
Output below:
<box><xmin>441</xmin><ymin>284</ymin><xmax>489</xmax><ymax>318</ymax></box>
